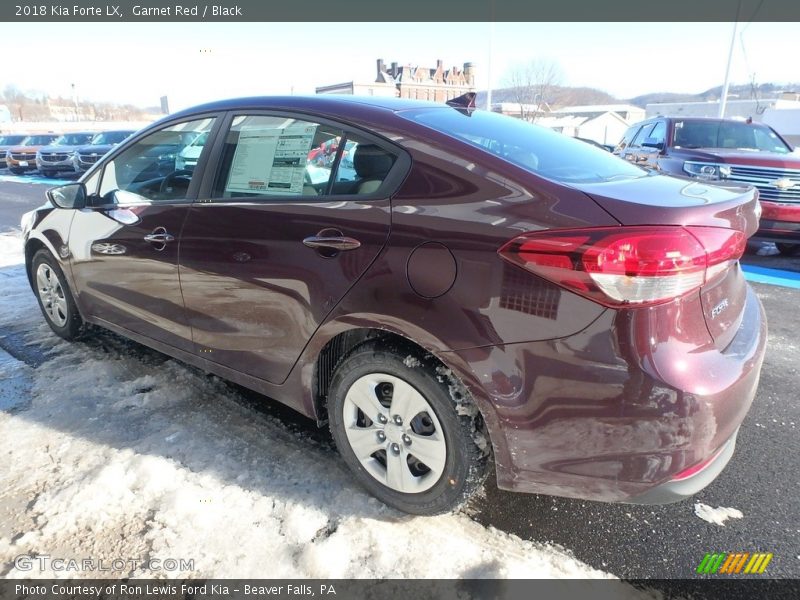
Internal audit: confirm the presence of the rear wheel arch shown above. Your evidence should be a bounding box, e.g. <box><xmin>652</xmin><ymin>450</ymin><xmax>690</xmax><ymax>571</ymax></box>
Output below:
<box><xmin>313</xmin><ymin>327</ymin><xmax>493</xmax><ymax>453</ymax></box>
<box><xmin>324</xmin><ymin>334</ymin><xmax>493</xmax><ymax>514</ymax></box>
<box><xmin>314</xmin><ymin>329</ymin><xmax>445</xmax><ymax>418</ymax></box>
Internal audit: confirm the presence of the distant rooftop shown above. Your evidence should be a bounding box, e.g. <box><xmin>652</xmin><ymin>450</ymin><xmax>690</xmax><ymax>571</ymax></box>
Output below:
<box><xmin>551</xmin><ymin>104</ymin><xmax>643</xmax><ymax>114</ymax></box>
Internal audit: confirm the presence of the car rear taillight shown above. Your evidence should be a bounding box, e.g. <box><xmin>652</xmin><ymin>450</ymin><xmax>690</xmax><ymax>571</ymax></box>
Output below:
<box><xmin>498</xmin><ymin>226</ymin><xmax>746</xmax><ymax>307</ymax></box>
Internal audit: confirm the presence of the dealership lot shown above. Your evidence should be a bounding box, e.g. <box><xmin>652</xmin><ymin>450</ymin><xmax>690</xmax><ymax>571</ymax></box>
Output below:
<box><xmin>0</xmin><ymin>172</ymin><xmax>798</xmax><ymax>579</ymax></box>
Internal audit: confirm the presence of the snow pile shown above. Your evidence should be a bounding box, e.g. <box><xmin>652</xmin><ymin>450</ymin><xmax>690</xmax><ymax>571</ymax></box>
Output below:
<box><xmin>0</xmin><ymin>230</ymin><xmax>24</xmax><ymax>267</ymax></box>
<box><xmin>0</xmin><ymin>228</ymin><xmax>639</xmax><ymax>589</ymax></box>
<box><xmin>693</xmin><ymin>502</ymin><xmax>744</xmax><ymax>526</ymax></box>
<box><xmin>0</xmin><ymin>231</ymin><xmax>34</xmax><ymax>326</ymax></box>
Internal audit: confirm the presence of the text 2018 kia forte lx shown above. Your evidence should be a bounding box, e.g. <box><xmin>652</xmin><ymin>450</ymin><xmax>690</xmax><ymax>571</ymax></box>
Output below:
<box><xmin>21</xmin><ymin>95</ymin><xmax>766</xmax><ymax>515</ymax></box>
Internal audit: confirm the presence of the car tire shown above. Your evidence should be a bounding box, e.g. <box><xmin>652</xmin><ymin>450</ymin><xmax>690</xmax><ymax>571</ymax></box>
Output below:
<box><xmin>776</xmin><ymin>243</ymin><xmax>800</xmax><ymax>256</ymax></box>
<box><xmin>31</xmin><ymin>249</ymin><xmax>85</xmax><ymax>340</ymax></box>
<box><xmin>328</xmin><ymin>341</ymin><xmax>490</xmax><ymax>515</ymax></box>
<box><xmin>9</xmin><ymin>168</ymin><xmax>23</xmax><ymax>175</ymax></box>
<box><xmin>42</xmin><ymin>171</ymin><xmax>56</xmax><ymax>178</ymax></box>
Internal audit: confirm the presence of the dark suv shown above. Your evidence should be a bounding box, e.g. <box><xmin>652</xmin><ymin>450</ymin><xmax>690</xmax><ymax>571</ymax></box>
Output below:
<box><xmin>73</xmin><ymin>130</ymin><xmax>136</xmax><ymax>173</ymax></box>
<box><xmin>615</xmin><ymin>117</ymin><xmax>800</xmax><ymax>254</ymax></box>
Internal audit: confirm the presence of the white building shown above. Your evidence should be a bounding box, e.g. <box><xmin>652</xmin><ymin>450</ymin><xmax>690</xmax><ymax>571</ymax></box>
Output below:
<box><xmin>315</xmin><ymin>81</ymin><xmax>399</xmax><ymax>97</ymax></box>
<box><xmin>763</xmin><ymin>107</ymin><xmax>800</xmax><ymax>146</ymax></box>
<box><xmin>550</xmin><ymin>104</ymin><xmax>646</xmax><ymax>123</ymax></box>
<box><xmin>645</xmin><ymin>98</ymin><xmax>800</xmax><ymax>122</ymax></box>
<box><xmin>536</xmin><ymin>112</ymin><xmax>630</xmax><ymax>146</ymax></box>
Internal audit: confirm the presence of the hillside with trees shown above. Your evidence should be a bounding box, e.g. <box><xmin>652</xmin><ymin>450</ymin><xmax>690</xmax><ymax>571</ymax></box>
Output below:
<box><xmin>1</xmin><ymin>85</ymin><xmax>158</xmax><ymax>122</ymax></box>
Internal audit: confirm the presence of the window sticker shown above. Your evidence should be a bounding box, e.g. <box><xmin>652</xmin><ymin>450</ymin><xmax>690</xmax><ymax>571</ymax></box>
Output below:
<box><xmin>225</xmin><ymin>122</ymin><xmax>317</xmax><ymax>195</ymax></box>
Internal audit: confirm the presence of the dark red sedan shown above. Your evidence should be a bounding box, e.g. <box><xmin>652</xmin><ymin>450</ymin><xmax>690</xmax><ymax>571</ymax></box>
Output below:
<box><xmin>22</xmin><ymin>95</ymin><xmax>767</xmax><ymax>515</ymax></box>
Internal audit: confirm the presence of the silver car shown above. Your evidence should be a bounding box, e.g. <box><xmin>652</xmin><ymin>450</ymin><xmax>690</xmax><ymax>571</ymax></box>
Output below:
<box><xmin>36</xmin><ymin>132</ymin><xmax>95</xmax><ymax>177</ymax></box>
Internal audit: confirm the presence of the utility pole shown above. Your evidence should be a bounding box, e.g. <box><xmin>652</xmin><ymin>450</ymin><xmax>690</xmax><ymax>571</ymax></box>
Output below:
<box><xmin>485</xmin><ymin>21</ymin><xmax>494</xmax><ymax>111</ymax></box>
<box><xmin>71</xmin><ymin>83</ymin><xmax>78</xmax><ymax>121</ymax></box>
<box><xmin>719</xmin><ymin>1</ymin><xmax>743</xmax><ymax>118</ymax></box>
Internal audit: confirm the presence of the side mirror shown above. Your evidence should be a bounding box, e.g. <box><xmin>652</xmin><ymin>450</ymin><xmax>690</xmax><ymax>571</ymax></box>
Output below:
<box><xmin>642</xmin><ymin>139</ymin><xmax>665</xmax><ymax>151</ymax></box>
<box><xmin>46</xmin><ymin>183</ymin><xmax>87</xmax><ymax>209</ymax></box>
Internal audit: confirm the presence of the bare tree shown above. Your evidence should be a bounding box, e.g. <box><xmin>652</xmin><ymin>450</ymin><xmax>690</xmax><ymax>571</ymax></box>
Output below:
<box><xmin>503</xmin><ymin>59</ymin><xmax>564</xmax><ymax>122</ymax></box>
<box><xmin>3</xmin><ymin>85</ymin><xmax>28</xmax><ymax>121</ymax></box>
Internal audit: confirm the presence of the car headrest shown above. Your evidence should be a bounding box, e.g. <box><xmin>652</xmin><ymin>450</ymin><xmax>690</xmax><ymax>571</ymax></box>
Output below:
<box><xmin>353</xmin><ymin>144</ymin><xmax>394</xmax><ymax>179</ymax></box>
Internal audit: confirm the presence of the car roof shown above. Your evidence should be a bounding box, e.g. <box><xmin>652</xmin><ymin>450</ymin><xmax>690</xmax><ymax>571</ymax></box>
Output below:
<box><xmin>655</xmin><ymin>116</ymin><xmax>767</xmax><ymax>125</ymax></box>
<box><xmin>169</xmin><ymin>95</ymin><xmax>446</xmax><ymax>119</ymax></box>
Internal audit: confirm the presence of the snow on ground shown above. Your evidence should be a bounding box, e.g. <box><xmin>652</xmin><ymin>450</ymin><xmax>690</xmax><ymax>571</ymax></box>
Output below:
<box><xmin>693</xmin><ymin>503</ymin><xmax>744</xmax><ymax>527</ymax></box>
<box><xmin>0</xmin><ymin>229</ymin><xmax>644</xmax><ymax>590</ymax></box>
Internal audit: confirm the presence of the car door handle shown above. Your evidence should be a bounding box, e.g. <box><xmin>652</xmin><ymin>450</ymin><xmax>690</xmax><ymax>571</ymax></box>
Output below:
<box><xmin>302</xmin><ymin>236</ymin><xmax>361</xmax><ymax>251</ymax></box>
<box><xmin>144</xmin><ymin>231</ymin><xmax>175</xmax><ymax>243</ymax></box>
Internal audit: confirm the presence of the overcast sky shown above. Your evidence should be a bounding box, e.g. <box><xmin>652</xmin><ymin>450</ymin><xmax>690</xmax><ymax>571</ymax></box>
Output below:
<box><xmin>3</xmin><ymin>22</ymin><xmax>798</xmax><ymax>111</ymax></box>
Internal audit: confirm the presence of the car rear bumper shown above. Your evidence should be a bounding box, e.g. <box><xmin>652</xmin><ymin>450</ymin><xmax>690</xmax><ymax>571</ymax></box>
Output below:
<box><xmin>627</xmin><ymin>428</ymin><xmax>738</xmax><ymax>504</ymax></box>
<box><xmin>449</xmin><ymin>284</ymin><xmax>767</xmax><ymax>503</ymax></box>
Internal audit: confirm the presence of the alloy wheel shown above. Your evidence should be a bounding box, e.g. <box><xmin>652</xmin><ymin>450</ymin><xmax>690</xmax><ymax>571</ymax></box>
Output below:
<box><xmin>36</xmin><ymin>263</ymin><xmax>68</xmax><ymax>327</ymax></box>
<box><xmin>342</xmin><ymin>373</ymin><xmax>447</xmax><ymax>494</ymax></box>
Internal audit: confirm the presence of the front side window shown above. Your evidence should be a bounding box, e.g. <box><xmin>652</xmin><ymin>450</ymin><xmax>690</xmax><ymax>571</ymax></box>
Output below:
<box><xmin>647</xmin><ymin>121</ymin><xmax>667</xmax><ymax>146</ymax></box>
<box><xmin>98</xmin><ymin>117</ymin><xmax>215</xmax><ymax>203</ymax></box>
<box><xmin>629</xmin><ymin>123</ymin><xmax>655</xmax><ymax>148</ymax></box>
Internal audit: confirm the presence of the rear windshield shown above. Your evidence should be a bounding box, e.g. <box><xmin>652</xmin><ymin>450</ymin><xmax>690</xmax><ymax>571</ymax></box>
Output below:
<box><xmin>672</xmin><ymin>120</ymin><xmax>791</xmax><ymax>154</ymax></box>
<box><xmin>401</xmin><ymin>108</ymin><xmax>646</xmax><ymax>184</ymax></box>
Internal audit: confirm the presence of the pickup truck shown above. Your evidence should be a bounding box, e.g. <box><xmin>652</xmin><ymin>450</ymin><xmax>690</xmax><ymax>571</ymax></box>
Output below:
<box><xmin>615</xmin><ymin>116</ymin><xmax>800</xmax><ymax>255</ymax></box>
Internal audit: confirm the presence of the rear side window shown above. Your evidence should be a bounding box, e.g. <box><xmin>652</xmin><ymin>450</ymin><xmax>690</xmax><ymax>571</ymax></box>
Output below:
<box><xmin>212</xmin><ymin>115</ymin><xmax>398</xmax><ymax>199</ymax></box>
<box><xmin>213</xmin><ymin>115</ymin><xmax>340</xmax><ymax>199</ymax></box>
<box><xmin>615</xmin><ymin>125</ymin><xmax>642</xmax><ymax>152</ymax></box>
<box><xmin>329</xmin><ymin>134</ymin><xmax>397</xmax><ymax>196</ymax></box>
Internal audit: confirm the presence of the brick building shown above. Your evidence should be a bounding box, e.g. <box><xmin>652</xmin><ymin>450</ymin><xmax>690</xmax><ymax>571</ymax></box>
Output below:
<box><xmin>316</xmin><ymin>59</ymin><xmax>476</xmax><ymax>102</ymax></box>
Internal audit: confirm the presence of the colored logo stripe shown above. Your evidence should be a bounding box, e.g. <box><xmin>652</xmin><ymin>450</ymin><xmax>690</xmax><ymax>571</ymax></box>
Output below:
<box><xmin>697</xmin><ymin>552</ymin><xmax>773</xmax><ymax>574</ymax></box>
<box><xmin>697</xmin><ymin>553</ymin><xmax>726</xmax><ymax>574</ymax></box>
<box><xmin>745</xmin><ymin>553</ymin><xmax>773</xmax><ymax>574</ymax></box>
